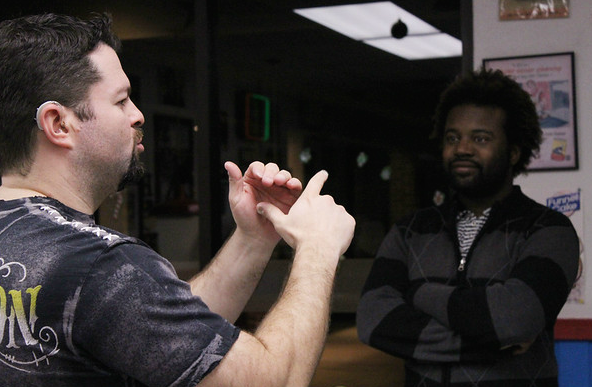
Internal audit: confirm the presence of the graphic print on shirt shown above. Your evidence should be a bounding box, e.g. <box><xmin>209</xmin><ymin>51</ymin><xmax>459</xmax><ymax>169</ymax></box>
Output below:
<box><xmin>0</xmin><ymin>257</ymin><xmax>59</xmax><ymax>372</ymax></box>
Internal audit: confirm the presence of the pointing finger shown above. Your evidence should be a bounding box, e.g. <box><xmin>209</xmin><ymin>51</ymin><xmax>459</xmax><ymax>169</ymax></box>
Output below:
<box><xmin>301</xmin><ymin>170</ymin><xmax>328</xmax><ymax>197</ymax></box>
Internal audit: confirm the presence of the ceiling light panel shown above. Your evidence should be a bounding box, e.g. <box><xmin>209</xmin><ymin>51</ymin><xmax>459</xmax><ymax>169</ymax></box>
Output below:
<box><xmin>294</xmin><ymin>2</ymin><xmax>438</xmax><ymax>40</ymax></box>
<box><xmin>294</xmin><ymin>1</ymin><xmax>462</xmax><ymax>60</ymax></box>
<box><xmin>366</xmin><ymin>33</ymin><xmax>462</xmax><ymax>60</ymax></box>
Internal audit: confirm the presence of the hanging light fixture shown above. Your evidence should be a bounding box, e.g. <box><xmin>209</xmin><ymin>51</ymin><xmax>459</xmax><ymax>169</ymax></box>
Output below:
<box><xmin>390</xmin><ymin>19</ymin><xmax>408</xmax><ymax>39</ymax></box>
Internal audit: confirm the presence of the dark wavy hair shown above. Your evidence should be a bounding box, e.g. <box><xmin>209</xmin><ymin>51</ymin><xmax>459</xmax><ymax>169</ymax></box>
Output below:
<box><xmin>0</xmin><ymin>13</ymin><xmax>120</xmax><ymax>176</ymax></box>
<box><xmin>433</xmin><ymin>68</ymin><xmax>542</xmax><ymax>177</ymax></box>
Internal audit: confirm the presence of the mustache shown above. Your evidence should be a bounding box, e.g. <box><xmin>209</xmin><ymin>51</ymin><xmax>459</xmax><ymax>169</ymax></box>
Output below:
<box><xmin>449</xmin><ymin>157</ymin><xmax>480</xmax><ymax>166</ymax></box>
<box><xmin>134</xmin><ymin>127</ymin><xmax>144</xmax><ymax>143</ymax></box>
<box><xmin>447</xmin><ymin>158</ymin><xmax>482</xmax><ymax>171</ymax></box>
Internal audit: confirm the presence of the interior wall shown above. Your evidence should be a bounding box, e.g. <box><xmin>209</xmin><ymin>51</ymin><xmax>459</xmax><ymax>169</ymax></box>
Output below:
<box><xmin>473</xmin><ymin>0</ymin><xmax>592</xmax><ymax>321</ymax></box>
<box><xmin>472</xmin><ymin>4</ymin><xmax>592</xmax><ymax>385</ymax></box>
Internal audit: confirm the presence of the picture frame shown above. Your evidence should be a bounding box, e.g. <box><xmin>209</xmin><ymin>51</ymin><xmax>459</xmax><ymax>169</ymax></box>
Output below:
<box><xmin>483</xmin><ymin>52</ymin><xmax>578</xmax><ymax>171</ymax></box>
<box><xmin>499</xmin><ymin>0</ymin><xmax>569</xmax><ymax>21</ymax></box>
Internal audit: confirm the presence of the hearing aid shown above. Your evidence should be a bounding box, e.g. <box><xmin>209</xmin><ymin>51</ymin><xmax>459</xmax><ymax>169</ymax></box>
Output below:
<box><xmin>35</xmin><ymin>100</ymin><xmax>62</xmax><ymax>130</ymax></box>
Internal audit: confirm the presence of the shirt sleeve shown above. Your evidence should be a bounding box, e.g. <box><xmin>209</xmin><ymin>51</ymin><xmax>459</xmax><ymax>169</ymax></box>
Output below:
<box><xmin>70</xmin><ymin>242</ymin><xmax>240</xmax><ymax>387</ymax></box>
<box><xmin>355</xmin><ymin>210</ymin><xmax>567</xmax><ymax>364</ymax></box>
<box><xmin>410</xmin><ymin>211</ymin><xmax>580</xmax><ymax>349</ymax></box>
<box><xmin>357</xmin><ymin>223</ymin><xmax>491</xmax><ymax>362</ymax></box>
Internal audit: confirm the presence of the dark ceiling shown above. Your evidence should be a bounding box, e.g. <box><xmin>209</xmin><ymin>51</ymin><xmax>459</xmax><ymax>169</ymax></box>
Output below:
<box><xmin>1</xmin><ymin>0</ymin><xmax>466</xmax><ymax>145</ymax></box>
<box><xmin>215</xmin><ymin>0</ymin><xmax>466</xmax><ymax>138</ymax></box>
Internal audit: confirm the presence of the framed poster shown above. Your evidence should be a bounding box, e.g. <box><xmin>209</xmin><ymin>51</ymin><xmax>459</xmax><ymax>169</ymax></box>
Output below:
<box><xmin>499</xmin><ymin>0</ymin><xmax>569</xmax><ymax>21</ymax></box>
<box><xmin>484</xmin><ymin>52</ymin><xmax>578</xmax><ymax>171</ymax></box>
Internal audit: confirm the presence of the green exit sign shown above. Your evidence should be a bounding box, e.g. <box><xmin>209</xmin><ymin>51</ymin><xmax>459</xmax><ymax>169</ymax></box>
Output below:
<box><xmin>244</xmin><ymin>93</ymin><xmax>270</xmax><ymax>141</ymax></box>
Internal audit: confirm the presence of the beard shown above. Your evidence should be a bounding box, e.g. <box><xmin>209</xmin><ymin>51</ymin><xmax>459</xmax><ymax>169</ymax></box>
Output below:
<box><xmin>117</xmin><ymin>128</ymin><xmax>145</xmax><ymax>191</ymax></box>
<box><xmin>444</xmin><ymin>151</ymin><xmax>512</xmax><ymax>199</ymax></box>
<box><xmin>117</xmin><ymin>151</ymin><xmax>145</xmax><ymax>191</ymax></box>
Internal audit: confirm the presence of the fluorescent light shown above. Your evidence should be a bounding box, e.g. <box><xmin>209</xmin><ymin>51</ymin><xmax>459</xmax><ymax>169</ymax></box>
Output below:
<box><xmin>294</xmin><ymin>1</ymin><xmax>462</xmax><ymax>60</ymax></box>
<box><xmin>294</xmin><ymin>2</ymin><xmax>438</xmax><ymax>40</ymax></box>
<box><xmin>366</xmin><ymin>33</ymin><xmax>462</xmax><ymax>60</ymax></box>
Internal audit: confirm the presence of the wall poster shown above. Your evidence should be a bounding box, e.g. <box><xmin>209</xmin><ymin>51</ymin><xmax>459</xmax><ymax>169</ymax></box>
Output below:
<box><xmin>484</xmin><ymin>52</ymin><xmax>578</xmax><ymax>171</ymax></box>
<box><xmin>499</xmin><ymin>0</ymin><xmax>569</xmax><ymax>20</ymax></box>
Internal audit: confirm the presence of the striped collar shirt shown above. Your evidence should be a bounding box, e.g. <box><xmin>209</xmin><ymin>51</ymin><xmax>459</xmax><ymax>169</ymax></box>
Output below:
<box><xmin>456</xmin><ymin>208</ymin><xmax>491</xmax><ymax>260</ymax></box>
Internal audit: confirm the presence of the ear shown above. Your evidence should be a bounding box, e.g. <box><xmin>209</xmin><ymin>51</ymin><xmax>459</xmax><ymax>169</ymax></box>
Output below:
<box><xmin>37</xmin><ymin>103</ymin><xmax>74</xmax><ymax>149</ymax></box>
<box><xmin>510</xmin><ymin>144</ymin><xmax>521</xmax><ymax>166</ymax></box>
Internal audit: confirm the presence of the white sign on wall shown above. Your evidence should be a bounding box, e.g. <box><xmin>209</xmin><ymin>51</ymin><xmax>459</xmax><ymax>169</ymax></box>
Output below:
<box><xmin>522</xmin><ymin>185</ymin><xmax>585</xmax><ymax>318</ymax></box>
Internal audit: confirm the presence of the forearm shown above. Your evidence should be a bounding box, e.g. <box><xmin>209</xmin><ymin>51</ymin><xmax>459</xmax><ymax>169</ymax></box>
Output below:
<box><xmin>197</xmin><ymin>168</ymin><xmax>354</xmax><ymax>386</ymax></box>
<box><xmin>189</xmin><ymin>227</ymin><xmax>277</xmax><ymax>322</ymax></box>
<box><xmin>199</xmin><ymin>244</ymin><xmax>339</xmax><ymax>387</ymax></box>
<box><xmin>254</xmin><ymin>244</ymin><xmax>335</xmax><ymax>386</ymax></box>
<box><xmin>357</xmin><ymin>289</ymin><xmax>502</xmax><ymax>362</ymax></box>
<box><xmin>357</xmin><ymin>257</ymin><xmax>456</xmax><ymax>361</ymax></box>
<box><xmin>357</xmin><ymin>255</ymin><xmax>499</xmax><ymax>362</ymax></box>
<box><xmin>411</xmin><ymin>260</ymin><xmax>571</xmax><ymax>347</ymax></box>
<box><xmin>411</xmin><ymin>224</ymin><xmax>579</xmax><ymax>347</ymax></box>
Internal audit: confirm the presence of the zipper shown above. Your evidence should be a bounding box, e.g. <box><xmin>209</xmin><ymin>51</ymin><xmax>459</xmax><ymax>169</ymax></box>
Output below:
<box><xmin>453</xmin><ymin>216</ymin><xmax>468</xmax><ymax>274</ymax></box>
<box><xmin>457</xmin><ymin>257</ymin><xmax>466</xmax><ymax>271</ymax></box>
<box><xmin>456</xmin><ymin>214</ymin><xmax>491</xmax><ymax>274</ymax></box>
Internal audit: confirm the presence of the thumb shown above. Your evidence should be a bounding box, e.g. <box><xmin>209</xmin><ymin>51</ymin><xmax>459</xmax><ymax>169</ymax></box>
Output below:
<box><xmin>257</xmin><ymin>202</ymin><xmax>295</xmax><ymax>247</ymax></box>
<box><xmin>256</xmin><ymin>202</ymin><xmax>285</xmax><ymax>226</ymax></box>
<box><xmin>224</xmin><ymin>161</ymin><xmax>243</xmax><ymax>199</ymax></box>
<box><xmin>224</xmin><ymin>161</ymin><xmax>242</xmax><ymax>183</ymax></box>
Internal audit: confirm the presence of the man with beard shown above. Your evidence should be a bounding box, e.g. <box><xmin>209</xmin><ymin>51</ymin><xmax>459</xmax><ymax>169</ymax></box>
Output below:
<box><xmin>0</xmin><ymin>13</ymin><xmax>355</xmax><ymax>387</ymax></box>
<box><xmin>357</xmin><ymin>69</ymin><xmax>579</xmax><ymax>386</ymax></box>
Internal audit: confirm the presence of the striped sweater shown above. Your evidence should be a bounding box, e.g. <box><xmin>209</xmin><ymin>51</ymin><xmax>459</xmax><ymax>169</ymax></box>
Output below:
<box><xmin>357</xmin><ymin>186</ymin><xmax>579</xmax><ymax>386</ymax></box>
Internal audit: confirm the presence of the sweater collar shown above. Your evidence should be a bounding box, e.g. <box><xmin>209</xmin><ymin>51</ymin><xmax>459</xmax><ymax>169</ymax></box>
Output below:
<box><xmin>446</xmin><ymin>185</ymin><xmax>526</xmax><ymax>220</ymax></box>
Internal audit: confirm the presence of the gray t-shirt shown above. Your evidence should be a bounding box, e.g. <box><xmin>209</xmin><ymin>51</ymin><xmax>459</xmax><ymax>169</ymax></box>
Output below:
<box><xmin>0</xmin><ymin>197</ymin><xmax>239</xmax><ymax>387</ymax></box>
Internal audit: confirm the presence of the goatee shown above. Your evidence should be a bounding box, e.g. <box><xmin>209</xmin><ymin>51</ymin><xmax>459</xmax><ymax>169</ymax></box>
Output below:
<box><xmin>445</xmin><ymin>155</ymin><xmax>511</xmax><ymax>199</ymax></box>
<box><xmin>117</xmin><ymin>152</ymin><xmax>145</xmax><ymax>192</ymax></box>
